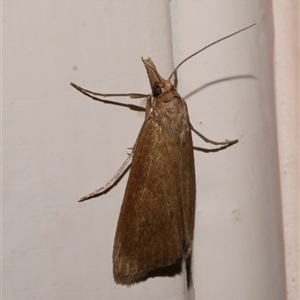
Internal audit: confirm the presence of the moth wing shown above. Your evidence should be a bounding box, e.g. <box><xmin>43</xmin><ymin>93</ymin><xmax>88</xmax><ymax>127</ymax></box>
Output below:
<box><xmin>181</xmin><ymin>121</ymin><xmax>196</xmax><ymax>256</ymax></box>
<box><xmin>113</xmin><ymin>116</ymin><xmax>188</xmax><ymax>285</ymax></box>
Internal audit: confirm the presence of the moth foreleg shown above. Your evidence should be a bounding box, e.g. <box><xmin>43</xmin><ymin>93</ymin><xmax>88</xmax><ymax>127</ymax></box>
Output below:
<box><xmin>70</xmin><ymin>82</ymin><xmax>149</xmax><ymax>100</ymax></box>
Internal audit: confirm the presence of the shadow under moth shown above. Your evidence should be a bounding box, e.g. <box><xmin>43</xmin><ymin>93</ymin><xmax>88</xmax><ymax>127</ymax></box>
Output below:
<box><xmin>71</xmin><ymin>24</ymin><xmax>255</xmax><ymax>287</ymax></box>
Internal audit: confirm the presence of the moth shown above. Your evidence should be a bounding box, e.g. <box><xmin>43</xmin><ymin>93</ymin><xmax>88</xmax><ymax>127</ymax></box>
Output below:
<box><xmin>71</xmin><ymin>24</ymin><xmax>255</xmax><ymax>286</ymax></box>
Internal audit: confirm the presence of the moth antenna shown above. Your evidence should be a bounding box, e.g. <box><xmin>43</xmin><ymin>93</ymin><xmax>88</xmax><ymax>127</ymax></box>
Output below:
<box><xmin>168</xmin><ymin>23</ymin><xmax>256</xmax><ymax>81</ymax></box>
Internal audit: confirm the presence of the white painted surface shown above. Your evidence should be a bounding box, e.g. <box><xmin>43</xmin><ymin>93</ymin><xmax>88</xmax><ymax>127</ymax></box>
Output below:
<box><xmin>3</xmin><ymin>1</ymin><xmax>296</xmax><ymax>299</ymax></box>
<box><xmin>272</xmin><ymin>1</ymin><xmax>299</xmax><ymax>299</ymax></box>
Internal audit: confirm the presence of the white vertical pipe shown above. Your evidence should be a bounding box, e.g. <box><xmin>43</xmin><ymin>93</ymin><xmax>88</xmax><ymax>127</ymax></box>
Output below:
<box><xmin>170</xmin><ymin>1</ymin><xmax>286</xmax><ymax>300</ymax></box>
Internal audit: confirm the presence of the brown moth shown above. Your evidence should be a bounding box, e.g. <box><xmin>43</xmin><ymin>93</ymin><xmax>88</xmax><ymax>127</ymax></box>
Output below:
<box><xmin>71</xmin><ymin>24</ymin><xmax>255</xmax><ymax>286</ymax></box>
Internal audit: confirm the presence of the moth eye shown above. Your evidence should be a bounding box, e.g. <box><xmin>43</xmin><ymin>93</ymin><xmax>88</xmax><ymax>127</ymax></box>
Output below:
<box><xmin>152</xmin><ymin>85</ymin><xmax>163</xmax><ymax>97</ymax></box>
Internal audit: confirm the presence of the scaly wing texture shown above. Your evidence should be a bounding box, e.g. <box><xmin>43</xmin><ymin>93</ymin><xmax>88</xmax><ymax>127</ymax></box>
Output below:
<box><xmin>113</xmin><ymin>99</ymin><xmax>195</xmax><ymax>285</ymax></box>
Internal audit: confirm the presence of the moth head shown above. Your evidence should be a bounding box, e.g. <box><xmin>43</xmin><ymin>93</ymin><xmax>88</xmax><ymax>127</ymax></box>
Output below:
<box><xmin>141</xmin><ymin>57</ymin><xmax>175</xmax><ymax>99</ymax></box>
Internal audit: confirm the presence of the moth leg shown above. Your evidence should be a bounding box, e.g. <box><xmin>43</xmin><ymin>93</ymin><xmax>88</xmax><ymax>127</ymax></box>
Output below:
<box><xmin>70</xmin><ymin>82</ymin><xmax>149</xmax><ymax>100</ymax></box>
<box><xmin>78</xmin><ymin>104</ymin><xmax>150</xmax><ymax>202</ymax></box>
<box><xmin>78</xmin><ymin>153</ymin><xmax>134</xmax><ymax>202</ymax></box>
<box><xmin>78</xmin><ymin>103</ymin><xmax>151</xmax><ymax>202</ymax></box>
<box><xmin>190</xmin><ymin>123</ymin><xmax>238</xmax><ymax>146</ymax></box>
